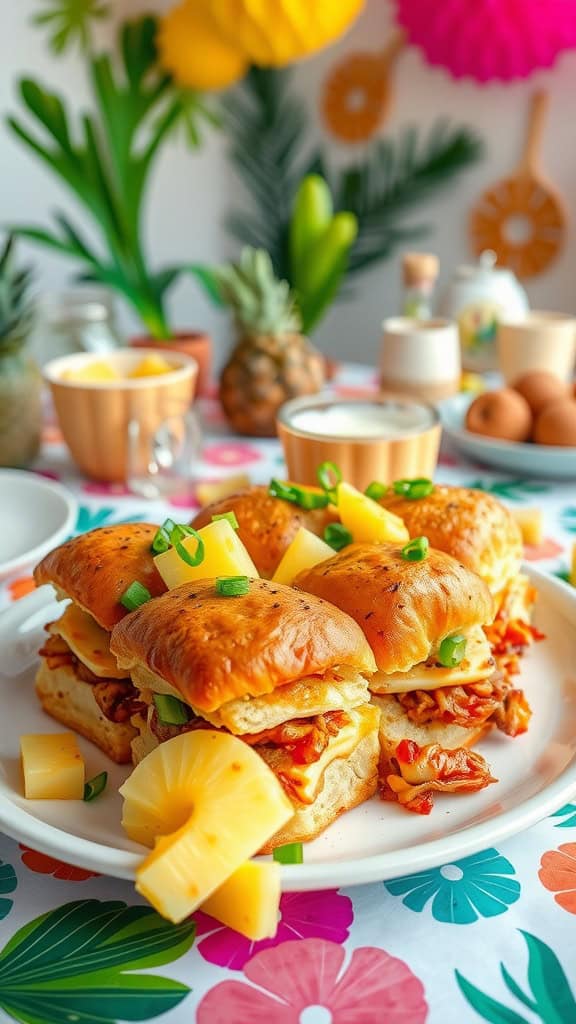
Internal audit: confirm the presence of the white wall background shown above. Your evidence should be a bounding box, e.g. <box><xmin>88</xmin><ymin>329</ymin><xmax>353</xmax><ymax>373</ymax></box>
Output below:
<box><xmin>2</xmin><ymin>0</ymin><xmax>576</xmax><ymax>368</ymax></box>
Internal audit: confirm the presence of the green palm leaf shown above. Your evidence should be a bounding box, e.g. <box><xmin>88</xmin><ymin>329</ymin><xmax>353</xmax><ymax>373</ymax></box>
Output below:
<box><xmin>0</xmin><ymin>899</ymin><xmax>195</xmax><ymax>1024</ymax></box>
<box><xmin>33</xmin><ymin>0</ymin><xmax>109</xmax><ymax>55</ymax></box>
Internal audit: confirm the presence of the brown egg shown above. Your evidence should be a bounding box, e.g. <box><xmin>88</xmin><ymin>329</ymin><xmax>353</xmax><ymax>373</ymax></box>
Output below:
<box><xmin>512</xmin><ymin>370</ymin><xmax>568</xmax><ymax>415</ymax></box>
<box><xmin>533</xmin><ymin>399</ymin><xmax>576</xmax><ymax>446</ymax></box>
<box><xmin>465</xmin><ymin>389</ymin><xmax>533</xmax><ymax>442</ymax></box>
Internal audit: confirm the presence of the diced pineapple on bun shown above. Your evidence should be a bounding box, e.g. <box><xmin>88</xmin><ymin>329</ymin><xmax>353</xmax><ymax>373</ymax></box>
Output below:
<box><xmin>110</xmin><ymin>577</ymin><xmax>380</xmax><ymax>851</ymax></box>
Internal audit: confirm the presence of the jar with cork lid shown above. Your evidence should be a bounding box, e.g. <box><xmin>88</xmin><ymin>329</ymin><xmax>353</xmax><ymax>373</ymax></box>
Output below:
<box><xmin>401</xmin><ymin>252</ymin><xmax>439</xmax><ymax>320</ymax></box>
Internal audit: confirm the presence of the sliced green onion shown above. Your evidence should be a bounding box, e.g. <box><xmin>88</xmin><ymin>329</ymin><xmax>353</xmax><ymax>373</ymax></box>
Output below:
<box><xmin>83</xmin><ymin>771</ymin><xmax>108</xmax><ymax>802</ymax></box>
<box><xmin>438</xmin><ymin>634</ymin><xmax>467</xmax><ymax>668</ymax></box>
<box><xmin>317</xmin><ymin>461</ymin><xmax>342</xmax><ymax>493</ymax></box>
<box><xmin>269</xmin><ymin>479</ymin><xmax>330</xmax><ymax>510</ymax></box>
<box><xmin>324</xmin><ymin>523</ymin><xmax>353</xmax><ymax>552</ymax></box>
<box><xmin>273</xmin><ymin>842</ymin><xmax>303</xmax><ymax>865</ymax></box>
<box><xmin>153</xmin><ymin>693</ymin><xmax>191</xmax><ymax>725</ymax></box>
<box><xmin>211</xmin><ymin>511</ymin><xmax>239</xmax><ymax>530</ymax></box>
<box><xmin>401</xmin><ymin>536</ymin><xmax>429</xmax><ymax>562</ymax></box>
<box><xmin>216</xmin><ymin>576</ymin><xmax>250</xmax><ymax>597</ymax></box>
<box><xmin>151</xmin><ymin>519</ymin><xmax>176</xmax><ymax>554</ymax></box>
<box><xmin>174</xmin><ymin>527</ymin><xmax>205</xmax><ymax>567</ymax></box>
<box><xmin>365</xmin><ymin>481</ymin><xmax>388</xmax><ymax>501</ymax></box>
<box><xmin>393</xmin><ymin>478</ymin><xmax>435</xmax><ymax>500</ymax></box>
<box><xmin>120</xmin><ymin>581</ymin><xmax>152</xmax><ymax>611</ymax></box>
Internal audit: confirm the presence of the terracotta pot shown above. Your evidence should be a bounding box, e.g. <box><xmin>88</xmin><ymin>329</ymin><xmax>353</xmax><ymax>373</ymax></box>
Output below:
<box><xmin>130</xmin><ymin>331</ymin><xmax>212</xmax><ymax>396</ymax></box>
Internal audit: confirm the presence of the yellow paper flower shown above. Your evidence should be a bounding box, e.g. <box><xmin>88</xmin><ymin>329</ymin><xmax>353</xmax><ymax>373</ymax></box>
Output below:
<box><xmin>157</xmin><ymin>1</ymin><xmax>248</xmax><ymax>90</ymax></box>
<box><xmin>199</xmin><ymin>0</ymin><xmax>365</xmax><ymax>66</ymax></box>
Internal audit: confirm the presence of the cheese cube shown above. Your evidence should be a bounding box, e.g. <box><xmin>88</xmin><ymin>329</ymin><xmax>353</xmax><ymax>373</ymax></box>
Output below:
<box><xmin>337</xmin><ymin>482</ymin><xmax>409</xmax><ymax>544</ymax></box>
<box><xmin>201</xmin><ymin>861</ymin><xmax>281</xmax><ymax>939</ymax></box>
<box><xmin>196</xmin><ymin>475</ymin><xmax>250</xmax><ymax>507</ymax></box>
<box><xmin>513</xmin><ymin>508</ymin><xmax>544</xmax><ymax>547</ymax></box>
<box><xmin>154</xmin><ymin>518</ymin><xmax>259</xmax><ymax>589</ymax></box>
<box><xmin>21</xmin><ymin>733</ymin><xmax>85</xmax><ymax>800</ymax></box>
<box><xmin>570</xmin><ymin>542</ymin><xmax>576</xmax><ymax>588</ymax></box>
<box><xmin>272</xmin><ymin>527</ymin><xmax>334</xmax><ymax>585</ymax></box>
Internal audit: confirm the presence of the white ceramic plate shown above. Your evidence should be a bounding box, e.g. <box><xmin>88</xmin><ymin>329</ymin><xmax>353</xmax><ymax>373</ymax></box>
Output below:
<box><xmin>440</xmin><ymin>393</ymin><xmax>576</xmax><ymax>479</ymax></box>
<box><xmin>0</xmin><ymin>565</ymin><xmax>575</xmax><ymax>891</ymax></box>
<box><xmin>0</xmin><ymin>471</ymin><xmax>77</xmax><ymax>580</ymax></box>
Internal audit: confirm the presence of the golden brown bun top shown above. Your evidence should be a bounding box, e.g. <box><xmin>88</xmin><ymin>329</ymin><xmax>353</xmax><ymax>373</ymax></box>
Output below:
<box><xmin>295</xmin><ymin>542</ymin><xmax>495</xmax><ymax>674</ymax></box>
<box><xmin>378</xmin><ymin>485</ymin><xmax>522</xmax><ymax>594</ymax></box>
<box><xmin>110</xmin><ymin>577</ymin><xmax>376</xmax><ymax>712</ymax></box>
<box><xmin>191</xmin><ymin>485</ymin><xmax>337</xmax><ymax>578</ymax></box>
<box><xmin>34</xmin><ymin>524</ymin><xmax>166</xmax><ymax>631</ymax></box>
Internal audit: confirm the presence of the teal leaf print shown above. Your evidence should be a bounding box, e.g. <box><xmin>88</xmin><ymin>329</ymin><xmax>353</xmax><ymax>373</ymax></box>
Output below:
<box><xmin>560</xmin><ymin>507</ymin><xmax>576</xmax><ymax>533</ymax></box>
<box><xmin>465</xmin><ymin>479</ymin><xmax>549</xmax><ymax>502</ymax></box>
<box><xmin>456</xmin><ymin>931</ymin><xmax>576</xmax><ymax>1024</ymax></box>
<box><xmin>0</xmin><ymin>899</ymin><xmax>195</xmax><ymax>1024</ymax></box>
<box><xmin>0</xmin><ymin>861</ymin><xmax>17</xmax><ymax>921</ymax></box>
<box><xmin>550</xmin><ymin>803</ymin><xmax>576</xmax><ymax>828</ymax></box>
<box><xmin>75</xmin><ymin>507</ymin><xmax>145</xmax><ymax>534</ymax></box>
<box><xmin>384</xmin><ymin>848</ymin><xmax>520</xmax><ymax>924</ymax></box>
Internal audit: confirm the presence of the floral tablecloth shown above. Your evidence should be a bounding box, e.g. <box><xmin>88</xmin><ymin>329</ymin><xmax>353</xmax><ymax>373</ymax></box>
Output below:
<box><xmin>1</xmin><ymin>364</ymin><xmax>575</xmax><ymax>1024</ymax></box>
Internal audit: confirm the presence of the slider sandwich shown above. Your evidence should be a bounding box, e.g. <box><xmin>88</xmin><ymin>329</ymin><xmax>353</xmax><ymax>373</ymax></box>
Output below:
<box><xmin>110</xmin><ymin>578</ymin><xmax>380</xmax><ymax>850</ymax></box>
<box><xmin>34</xmin><ymin>524</ymin><xmax>166</xmax><ymax>763</ymax></box>
<box><xmin>296</xmin><ymin>541</ymin><xmax>530</xmax><ymax>813</ymax></box>
<box><xmin>378</xmin><ymin>483</ymin><xmax>541</xmax><ymax>680</ymax></box>
<box><xmin>191</xmin><ymin>484</ymin><xmax>337</xmax><ymax>578</ymax></box>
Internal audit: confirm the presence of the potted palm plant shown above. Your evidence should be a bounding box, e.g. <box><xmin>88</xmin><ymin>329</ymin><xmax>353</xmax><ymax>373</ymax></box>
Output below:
<box><xmin>0</xmin><ymin>236</ymin><xmax>41</xmax><ymax>467</ymax></box>
<box><xmin>7</xmin><ymin>15</ymin><xmax>216</xmax><ymax>392</ymax></box>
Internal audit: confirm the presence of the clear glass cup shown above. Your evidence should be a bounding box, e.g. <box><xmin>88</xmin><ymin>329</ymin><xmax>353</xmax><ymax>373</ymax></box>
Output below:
<box><xmin>126</xmin><ymin>409</ymin><xmax>202</xmax><ymax>500</ymax></box>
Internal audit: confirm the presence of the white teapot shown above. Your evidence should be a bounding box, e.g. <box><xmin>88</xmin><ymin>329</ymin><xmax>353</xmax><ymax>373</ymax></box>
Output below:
<box><xmin>440</xmin><ymin>250</ymin><xmax>529</xmax><ymax>372</ymax></box>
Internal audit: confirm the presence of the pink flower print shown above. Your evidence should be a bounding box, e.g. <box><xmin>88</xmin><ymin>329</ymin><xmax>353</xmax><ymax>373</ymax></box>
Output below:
<box><xmin>195</xmin><ymin>889</ymin><xmax>353</xmax><ymax>970</ymax></box>
<box><xmin>332</xmin><ymin>384</ymin><xmax>378</xmax><ymax>399</ymax></box>
<box><xmin>168</xmin><ymin>490</ymin><xmax>201</xmax><ymax>511</ymax></box>
<box><xmin>197</xmin><ymin>938</ymin><xmax>428</xmax><ymax>1024</ymax></box>
<box><xmin>203</xmin><ymin>441</ymin><xmax>263</xmax><ymax>467</ymax></box>
<box><xmin>82</xmin><ymin>481</ymin><xmax>132</xmax><ymax>497</ymax></box>
<box><xmin>33</xmin><ymin>469</ymin><xmax>61</xmax><ymax>482</ymax></box>
<box><xmin>437</xmin><ymin>451</ymin><xmax>459</xmax><ymax>467</ymax></box>
<box><xmin>523</xmin><ymin>538</ymin><xmax>564</xmax><ymax>561</ymax></box>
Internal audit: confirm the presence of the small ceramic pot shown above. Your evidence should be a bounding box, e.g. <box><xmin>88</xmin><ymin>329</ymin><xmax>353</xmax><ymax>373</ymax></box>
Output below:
<box><xmin>44</xmin><ymin>348</ymin><xmax>197</xmax><ymax>482</ymax></box>
<box><xmin>130</xmin><ymin>331</ymin><xmax>211</xmax><ymax>396</ymax></box>
<box><xmin>277</xmin><ymin>394</ymin><xmax>441</xmax><ymax>490</ymax></box>
<box><xmin>497</xmin><ymin>312</ymin><xmax>576</xmax><ymax>384</ymax></box>
<box><xmin>380</xmin><ymin>317</ymin><xmax>461</xmax><ymax>403</ymax></box>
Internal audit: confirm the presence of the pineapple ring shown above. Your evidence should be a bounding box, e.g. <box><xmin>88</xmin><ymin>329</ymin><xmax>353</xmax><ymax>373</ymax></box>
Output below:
<box><xmin>122</xmin><ymin>731</ymin><xmax>293</xmax><ymax>922</ymax></box>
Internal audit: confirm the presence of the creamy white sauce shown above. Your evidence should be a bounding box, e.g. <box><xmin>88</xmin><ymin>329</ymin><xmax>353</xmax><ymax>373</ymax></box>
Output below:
<box><xmin>289</xmin><ymin>401</ymin><xmax>435</xmax><ymax>439</ymax></box>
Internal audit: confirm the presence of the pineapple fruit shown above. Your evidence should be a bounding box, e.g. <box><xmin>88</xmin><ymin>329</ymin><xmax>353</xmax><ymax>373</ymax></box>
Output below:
<box><xmin>215</xmin><ymin>248</ymin><xmax>325</xmax><ymax>437</ymax></box>
<box><xmin>21</xmin><ymin>733</ymin><xmax>85</xmax><ymax>799</ymax></box>
<box><xmin>272</xmin><ymin>526</ymin><xmax>335</xmax><ymax>585</ymax></box>
<box><xmin>0</xmin><ymin>235</ymin><xmax>41</xmax><ymax>467</ymax></box>
<box><xmin>201</xmin><ymin>860</ymin><xmax>281</xmax><ymax>940</ymax></box>
<box><xmin>153</xmin><ymin>518</ymin><xmax>259</xmax><ymax>589</ymax></box>
<box><xmin>122</xmin><ymin>730</ymin><xmax>293</xmax><ymax>923</ymax></box>
<box><xmin>338</xmin><ymin>483</ymin><xmax>409</xmax><ymax>544</ymax></box>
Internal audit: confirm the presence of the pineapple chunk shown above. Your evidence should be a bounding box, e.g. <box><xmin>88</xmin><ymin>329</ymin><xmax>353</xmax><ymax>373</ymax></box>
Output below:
<box><xmin>21</xmin><ymin>733</ymin><xmax>84</xmax><ymax>799</ymax></box>
<box><xmin>126</xmin><ymin>730</ymin><xmax>293</xmax><ymax>923</ymax></box>
<box><xmin>272</xmin><ymin>526</ymin><xmax>334</xmax><ymax>585</ymax></box>
<box><xmin>129</xmin><ymin>355</ymin><xmax>174</xmax><ymax>378</ymax></box>
<box><xmin>154</xmin><ymin>518</ymin><xmax>259</xmax><ymax>589</ymax></box>
<box><xmin>570</xmin><ymin>542</ymin><xmax>576</xmax><ymax>588</ymax></box>
<box><xmin>513</xmin><ymin>508</ymin><xmax>544</xmax><ymax>547</ymax></box>
<box><xmin>62</xmin><ymin>361</ymin><xmax>119</xmax><ymax>382</ymax></box>
<box><xmin>196</xmin><ymin>474</ymin><xmax>251</xmax><ymax>507</ymax></box>
<box><xmin>201</xmin><ymin>860</ymin><xmax>281</xmax><ymax>940</ymax></box>
<box><xmin>337</xmin><ymin>482</ymin><xmax>409</xmax><ymax>544</ymax></box>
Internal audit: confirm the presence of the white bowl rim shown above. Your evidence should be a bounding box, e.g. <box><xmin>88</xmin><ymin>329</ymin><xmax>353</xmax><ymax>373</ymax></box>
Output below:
<box><xmin>42</xmin><ymin>347</ymin><xmax>198</xmax><ymax>390</ymax></box>
<box><xmin>0</xmin><ymin>470</ymin><xmax>77</xmax><ymax>577</ymax></box>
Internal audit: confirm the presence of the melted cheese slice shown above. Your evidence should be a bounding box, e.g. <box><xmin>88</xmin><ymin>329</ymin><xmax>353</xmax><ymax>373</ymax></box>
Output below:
<box><xmin>277</xmin><ymin>704</ymin><xmax>378</xmax><ymax>805</ymax></box>
<box><xmin>370</xmin><ymin>626</ymin><xmax>494</xmax><ymax>695</ymax></box>
<box><xmin>495</xmin><ymin>572</ymin><xmax>533</xmax><ymax>621</ymax></box>
<box><xmin>51</xmin><ymin>604</ymin><xmax>126</xmax><ymax>679</ymax></box>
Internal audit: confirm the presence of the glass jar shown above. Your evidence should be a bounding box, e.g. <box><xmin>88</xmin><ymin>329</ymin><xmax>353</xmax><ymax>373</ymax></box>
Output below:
<box><xmin>31</xmin><ymin>287</ymin><xmax>124</xmax><ymax>365</ymax></box>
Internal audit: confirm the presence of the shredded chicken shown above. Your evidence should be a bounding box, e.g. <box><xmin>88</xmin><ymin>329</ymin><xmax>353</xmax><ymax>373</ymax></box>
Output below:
<box><xmin>484</xmin><ymin>616</ymin><xmax>544</xmax><ymax>684</ymax></box>
<box><xmin>396</xmin><ymin>672</ymin><xmax>531</xmax><ymax>737</ymax></box>
<box><xmin>381</xmin><ymin>739</ymin><xmax>497</xmax><ymax>815</ymax></box>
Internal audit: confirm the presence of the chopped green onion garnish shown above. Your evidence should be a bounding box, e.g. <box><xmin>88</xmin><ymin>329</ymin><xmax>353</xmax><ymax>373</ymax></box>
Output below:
<box><xmin>216</xmin><ymin>576</ymin><xmax>250</xmax><ymax>597</ymax></box>
<box><xmin>393</xmin><ymin>478</ymin><xmax>435</xmax><ymax>500</ymax></box>
<box><xmin>212</xmin><ymin>511</ymin><xmax>239</xmax><ymax>530</ymax></box>
<box><xmin>401</xmin><ymin>536</ymin><xmax>429</xmax><ymax>562</ymax></box>
<box><xmin>273</xmin><ymin>842</ymin><xmax>303</xmax><ymax>865</ymax></box>
<box><xmin>151</xmin><ymin>519</ymin><xmax>176</xmax><ymax>554</ymax></box>
<box><xmin>365</xmin><ymin>481</ymin><xmax>388</xmax><ymax>501</ymax></box>
<box><xmin>317</xmin><ymin>461</ymin><xmax>342</xmax><ymax>493</ymax></box>
<box><xmin>153</xmin><ymin>693</ymin><xmax>190</xmax><ymax>725</ymax></box>
<box><xmin>174</xmin><ymin>527</ymin><xmax>205</xmax><ymax>567</ymax></box>
<box><xmin>324</xmin><ymin>523</ymin><xmax>353</xmax><ymax>552</ymax></box>
<box><xmin>269</xmin><ymin>479</ymin><xmax>330</xmax><ymax>510</ymax></box>
<box><xmin>83</xmin><ymin>771</ymin><xmax>108</xmax><ymax>802</ymax></box>
<box><xmin>119</xmin><ymin>581</ymin><xmax>152</xmax><ymax>611</ymax></box>
<box><xmin>438</xmin><ymin>634</ymin><xmax>467</xmax><ymax>668</ymax></box>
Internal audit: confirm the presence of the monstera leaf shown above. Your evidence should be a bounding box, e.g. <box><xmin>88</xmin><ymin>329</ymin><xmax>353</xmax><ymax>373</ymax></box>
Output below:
<box><xmin>0</xmin><ymin>899</ymin><xmax>195</xmax><ymax>1024</ymax></box>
